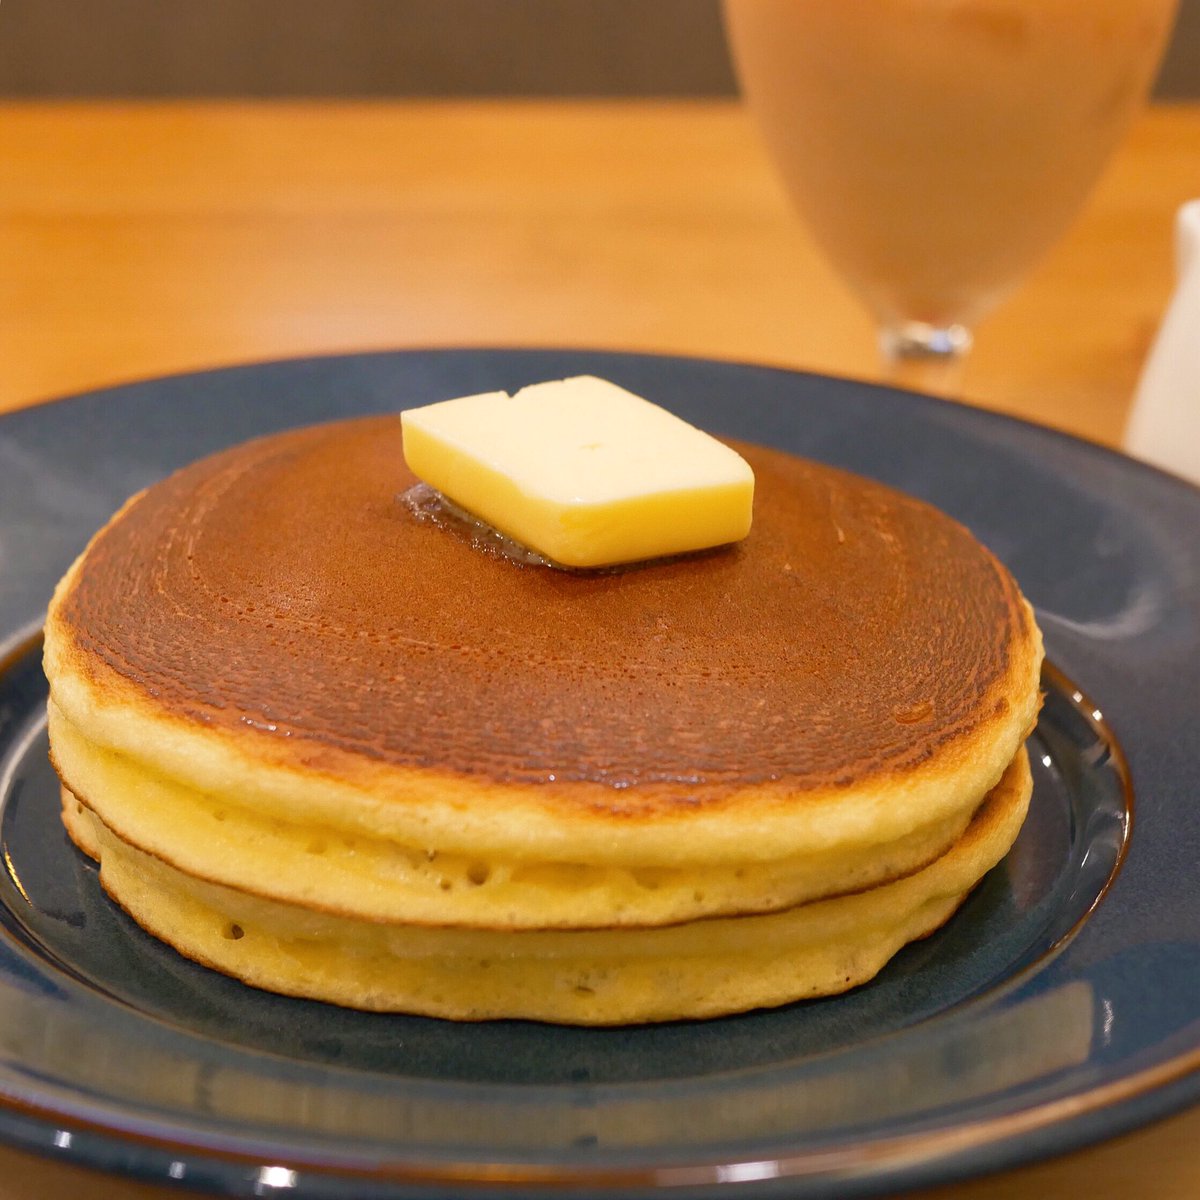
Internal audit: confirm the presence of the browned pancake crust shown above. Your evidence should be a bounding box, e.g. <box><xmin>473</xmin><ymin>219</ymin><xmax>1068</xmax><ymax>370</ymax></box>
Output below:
<box><xmin>52</xmin><ymin>417</ymin><xmax>1036</xmax><ymax>810</ymax></box>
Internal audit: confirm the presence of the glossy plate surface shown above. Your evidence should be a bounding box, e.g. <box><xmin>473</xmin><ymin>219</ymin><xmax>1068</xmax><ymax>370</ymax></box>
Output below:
<box><xmin>0</xmin><ymin>349</ymin><xmax>1198</xmax><ymax>1199</ymax></box>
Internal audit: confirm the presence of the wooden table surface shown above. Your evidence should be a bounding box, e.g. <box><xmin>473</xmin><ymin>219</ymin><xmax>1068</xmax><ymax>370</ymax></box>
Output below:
<box><xmin>0</xmin><ymin>100</ymin><xmax>1198</xmax><ymax>1199</ymax></box>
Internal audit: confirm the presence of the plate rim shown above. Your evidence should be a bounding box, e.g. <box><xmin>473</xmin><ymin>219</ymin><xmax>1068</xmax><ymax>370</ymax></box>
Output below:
<box><xmin>1</xmin><ymin>346</ymin><xmax>1198</xmax><ymax>1197</ymax></box>
<box><xmin>9</xmin><ymin>341</ymin><xmax>1200</xmax><ymax>495</ymax></box>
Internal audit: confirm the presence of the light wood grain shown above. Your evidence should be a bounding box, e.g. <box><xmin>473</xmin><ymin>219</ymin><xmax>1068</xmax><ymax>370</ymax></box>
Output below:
<box><xmin>0</xmin><ymin>100</ymin><xmax>1197</xmax><ymax>1200</ymax></box>
<box><xmin>2</xmin><ymin>101</ymin><xmax>1198</xmax><ymax>447</ymax></box>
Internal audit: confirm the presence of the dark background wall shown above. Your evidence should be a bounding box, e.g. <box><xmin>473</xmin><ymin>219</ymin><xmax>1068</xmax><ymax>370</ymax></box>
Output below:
<box><xmin>0</xmin><ymin>0</ymin><xmax>1196</xmax><ymax>99</ymax></box>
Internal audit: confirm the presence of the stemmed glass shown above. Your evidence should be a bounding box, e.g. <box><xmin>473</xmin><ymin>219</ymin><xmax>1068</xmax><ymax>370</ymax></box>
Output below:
<box><xmin>722</xmin><ymin>0</ymin><xmax>1179</xmax><ymax>392</ymax></box>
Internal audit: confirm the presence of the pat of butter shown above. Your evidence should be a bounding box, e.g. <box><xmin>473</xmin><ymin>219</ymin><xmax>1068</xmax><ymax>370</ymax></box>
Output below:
<box><xmin>400</xmin><ymin>376</ymin><xmax>754</xmax><ymax>568</ymax></box>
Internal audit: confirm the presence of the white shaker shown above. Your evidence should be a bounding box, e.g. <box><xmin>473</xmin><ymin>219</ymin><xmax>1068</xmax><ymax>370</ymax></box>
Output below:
<box><xmin>1125</xmin><ymin>199</ymin><xmax>1200</xmax><ymax>486</ymax></box>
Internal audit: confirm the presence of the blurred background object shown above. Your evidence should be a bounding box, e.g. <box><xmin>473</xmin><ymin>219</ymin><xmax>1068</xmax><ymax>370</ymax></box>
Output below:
<box><xmin>0</xmin><ymin>0</ymin><xmax>737</xmax><ymax>97</ymax></box>
<box><xmin>1</xmin><ymin>0</ymin><xmax>1196</xmax><ymax>449</ymax></box>
<box><xmin>0</xmin><ymin>0</ymin><xmax>1196</xmax><ymax>98</ymax></box>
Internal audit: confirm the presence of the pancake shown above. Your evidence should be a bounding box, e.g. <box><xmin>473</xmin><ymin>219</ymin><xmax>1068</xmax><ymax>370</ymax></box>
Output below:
<box><xmin>48</xmin><ymin>702</ymin><xmax>979</xmax><ymax>929</ymax></box>
<box><xmin>60</xmin><ymin>748</ymin><xmax>1030</xmax><ymax>1024</ymax></box>
<box><xmin>43</xmin><ymin>415</ymin><xmax>1043</xmax><ymax>1021</ymax></box>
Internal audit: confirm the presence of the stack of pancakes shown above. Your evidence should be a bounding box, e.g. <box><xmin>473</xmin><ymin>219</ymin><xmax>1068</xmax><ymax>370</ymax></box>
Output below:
<box><xmin>44</xmin><ymin>416</ymin><xmax>1042</xmax><ymax>1024</ymax></box>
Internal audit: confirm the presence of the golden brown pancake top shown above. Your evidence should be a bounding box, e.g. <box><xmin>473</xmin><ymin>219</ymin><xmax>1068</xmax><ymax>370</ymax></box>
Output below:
<box><xmin>55</xmin><ymin>417</ymin><xmax>1033</xmax><ymax>797</ymax></box>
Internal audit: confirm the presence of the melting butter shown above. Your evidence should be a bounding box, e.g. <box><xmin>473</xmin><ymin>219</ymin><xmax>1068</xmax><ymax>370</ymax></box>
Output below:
<box><xmin>399</xmin><ymin>376</ymin><xmax>754</xmax><ymax>569</ymax></box>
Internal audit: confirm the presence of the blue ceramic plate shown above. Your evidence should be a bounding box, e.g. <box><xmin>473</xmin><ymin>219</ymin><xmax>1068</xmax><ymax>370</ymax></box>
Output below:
<box><xmin>1</xmin><ymin>350</ymin><xmax>1198</xmax><ymax>1200</ymax></box>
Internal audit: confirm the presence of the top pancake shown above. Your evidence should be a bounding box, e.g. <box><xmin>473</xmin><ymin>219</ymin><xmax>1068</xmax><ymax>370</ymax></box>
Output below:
<box><xmin>46</xmin><ymin>416</ymin><xmax>1042</xmax><ymax>866</ymax></box>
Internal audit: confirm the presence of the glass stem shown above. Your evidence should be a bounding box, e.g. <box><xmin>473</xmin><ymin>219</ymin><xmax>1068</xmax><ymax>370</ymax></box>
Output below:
<box><xmin>879</xmin><ymin>320</ymin><xmax>972</xmax><ymax>398</ymax></box>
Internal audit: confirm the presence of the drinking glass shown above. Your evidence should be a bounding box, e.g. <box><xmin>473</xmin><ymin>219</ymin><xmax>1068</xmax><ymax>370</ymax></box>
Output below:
<box><xmin>722</xmin><ymin>0</ymin><xmax>1179</xmax><ymax>389</ymax></box>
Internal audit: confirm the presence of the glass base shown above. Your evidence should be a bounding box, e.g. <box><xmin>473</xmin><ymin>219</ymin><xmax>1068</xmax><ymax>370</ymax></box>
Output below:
<box><xmin>877</xmin><ymin>321</ymin><xmax>972</xmax><ymax>398</ymax></box>
<box><xmin>880</xmin><ymin>321</ymin><xmax>973</xmax><ymax>361</ymax></box>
